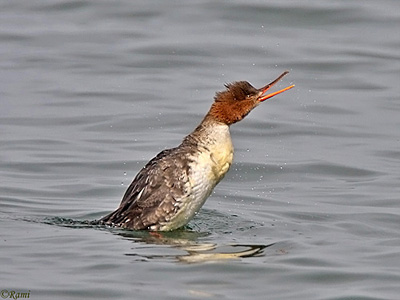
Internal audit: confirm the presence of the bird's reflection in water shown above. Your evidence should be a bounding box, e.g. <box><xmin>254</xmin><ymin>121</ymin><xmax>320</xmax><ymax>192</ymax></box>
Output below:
<box><xmin>44</xmin><ymin>217</ymin><xmax>274</xmax><ymax>263</ymax></box>
<box><xmin>118</xmin><ymin>229</ymin><xmax>274</xmax><ymax>263</ymax></box>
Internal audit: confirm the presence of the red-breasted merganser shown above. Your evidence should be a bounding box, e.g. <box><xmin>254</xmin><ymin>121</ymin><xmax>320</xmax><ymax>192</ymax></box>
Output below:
<box><xmin>98</xmin><ymin>71</ymin><xmax>294</xmax><ymax>231</ymax></box>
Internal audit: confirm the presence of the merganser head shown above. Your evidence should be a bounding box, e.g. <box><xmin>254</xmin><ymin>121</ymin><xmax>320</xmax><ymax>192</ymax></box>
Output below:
<box><xmin>208</xmin><ymin>71</ymin><xmax>294</xmax><ymax>125</ymax></box>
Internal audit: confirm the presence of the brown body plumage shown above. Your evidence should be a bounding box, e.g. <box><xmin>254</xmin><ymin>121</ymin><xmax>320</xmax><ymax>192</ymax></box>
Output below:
<box><xmin>97</xmin><ymin>71</ymin><xmax>294</xmax><ymax>231</ymax></box>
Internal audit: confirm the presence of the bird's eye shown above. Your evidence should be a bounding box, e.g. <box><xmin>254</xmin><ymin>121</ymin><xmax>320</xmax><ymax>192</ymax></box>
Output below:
<box><xmin>246</xmin><ymin>94</ymin><xmax>251</xmax><ymax>98</ymax></box>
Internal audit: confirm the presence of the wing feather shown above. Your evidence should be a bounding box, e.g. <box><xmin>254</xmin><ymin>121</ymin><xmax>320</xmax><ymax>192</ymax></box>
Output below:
<box><xmin>99</xmin><ymin>147</ymin><xmax>193</xmax><ymax>230</ymax></box>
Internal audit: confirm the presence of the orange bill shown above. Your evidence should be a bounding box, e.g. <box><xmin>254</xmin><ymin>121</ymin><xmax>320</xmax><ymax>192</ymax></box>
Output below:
<box><xmin>258</xmin><ymin>71</ymin><xmax>295</xmax><ymax>102</ymax></box>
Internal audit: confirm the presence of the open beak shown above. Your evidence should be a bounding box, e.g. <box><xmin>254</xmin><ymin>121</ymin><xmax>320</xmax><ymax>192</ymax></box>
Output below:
<box><xmin>258</xmin><ymin>71</ymin><xmax>295</xmax><ymax>102</ymax></box>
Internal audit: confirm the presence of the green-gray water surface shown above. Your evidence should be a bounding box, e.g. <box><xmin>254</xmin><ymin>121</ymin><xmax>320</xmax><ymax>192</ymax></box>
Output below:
<box><xmin>1</xmin><ymin>1</ymin><xmax>399</xmax><ymax>299</ymax></box>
